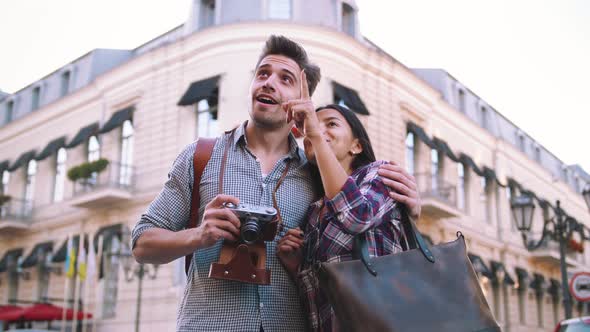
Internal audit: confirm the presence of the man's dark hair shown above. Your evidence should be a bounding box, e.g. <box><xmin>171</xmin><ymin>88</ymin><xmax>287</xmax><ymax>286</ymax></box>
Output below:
<box><xmin>255</xmin><ymin>35</ymin><xmax>321</xmax><ymax>96</ymax></box>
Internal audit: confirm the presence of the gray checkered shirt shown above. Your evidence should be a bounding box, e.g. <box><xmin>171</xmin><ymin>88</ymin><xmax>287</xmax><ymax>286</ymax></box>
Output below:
<box><xmin>132</xmin><ymin>122</ymin><xmax>316</xmax><ymax>332</ymax></box>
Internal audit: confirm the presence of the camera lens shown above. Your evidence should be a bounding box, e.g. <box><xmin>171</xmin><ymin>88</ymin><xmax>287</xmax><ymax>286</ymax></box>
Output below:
<box><xmin>241</xmin><ymin>216</ymin><xmax>261</xmax><ymax>244</ymax></box>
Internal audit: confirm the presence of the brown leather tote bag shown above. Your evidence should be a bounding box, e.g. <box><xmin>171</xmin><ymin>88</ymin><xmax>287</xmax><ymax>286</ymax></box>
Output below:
<box><xmin>317</xmin><ymin>211</ymin><xmax>500</xmax><ymax>332</ymax></box>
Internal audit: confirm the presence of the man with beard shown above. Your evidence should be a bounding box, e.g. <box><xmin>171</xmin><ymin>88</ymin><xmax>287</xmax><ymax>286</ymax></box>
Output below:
<box><xmin>131</xmin><ymin>35</ymin><xmax>421</xmax><ymax>332</ymax></box>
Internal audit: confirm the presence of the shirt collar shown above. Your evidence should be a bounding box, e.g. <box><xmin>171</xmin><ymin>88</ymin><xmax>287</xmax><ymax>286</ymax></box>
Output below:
<box><xmin>232</xmin><ymin>121</ymin><xmax>303</xmax><ymax>163</ymax></box>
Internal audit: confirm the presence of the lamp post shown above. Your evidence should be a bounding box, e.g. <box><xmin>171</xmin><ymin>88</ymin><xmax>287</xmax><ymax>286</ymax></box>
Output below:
<box><xmin>111</xmin><ymin>227</ymin><xmax>159</xmax><ymax>332</ymax></box>
<box><xmin>510</xmin><ymin>196</ymin><xmax>586</xmax><ymax>319</ymax></box>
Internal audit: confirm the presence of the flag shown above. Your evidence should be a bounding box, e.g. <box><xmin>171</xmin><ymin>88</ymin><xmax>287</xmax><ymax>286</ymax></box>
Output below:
<box><xmin>65</xmin><ymin>236</ymin><xmax>77</xmax><ymax>278</ymax></box>
<box><xmin>77</xmin><ymin>244</ymin><xmax>87</xmax><ymax>281</ymax></box>
<box><xmin>87</xmin><ymin>239</ymin><xmax>96</xmax><ymax>281</ymax></box>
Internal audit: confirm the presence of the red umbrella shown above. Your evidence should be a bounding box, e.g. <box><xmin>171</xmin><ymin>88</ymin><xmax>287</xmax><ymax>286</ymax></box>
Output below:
<box><xmin>0</xmin><ymin>306</ymin><xmax>25</xmax><ymax>322</ymax></box>
<box><xmin>0</xmin><ymin>303</ymin><xmax>92</xmax><ymax>323</ymax></box>
<box><xmin>23</xmin><ymin>303</ymin><xmax>92</xmax><ymax>321</ymax></box>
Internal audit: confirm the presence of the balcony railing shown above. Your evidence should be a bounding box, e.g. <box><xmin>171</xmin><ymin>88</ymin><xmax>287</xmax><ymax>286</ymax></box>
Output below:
<box><xmin>414</xmin><ymin>173</ymin><xmax>461</xmax><ymax>219</ymax></box>
<box><xmin>69</xmin><ymin>161</ymin><xmax>135</xmax><ymax>209</ymax></box>
<box><xmin>529</xmin><ymin>237</ymin><xmax>581</xmax><ymax>268</ymax></box>
<box><xmin>0</xmin><ymin>198</ymin><xmax>33</xmax><ymax>231</ymax></box>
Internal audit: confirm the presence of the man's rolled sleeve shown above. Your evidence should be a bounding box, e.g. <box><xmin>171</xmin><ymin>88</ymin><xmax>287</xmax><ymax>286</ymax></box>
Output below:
<box><xmin>131</xmin><ymin>142</ymin><xmax>196</xmax><ymax>249</ymax></box>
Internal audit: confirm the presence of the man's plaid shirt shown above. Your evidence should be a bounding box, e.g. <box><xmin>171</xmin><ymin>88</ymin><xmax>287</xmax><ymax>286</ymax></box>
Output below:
<box><xmin>297</xmin><ymin>160</ymin><xmax>406</xmax><ymax>332</ymax></box>
<box><xmin>132</xmin><ymin>123</ymin><xmax>316</xmax><ymax>332</ymax></box>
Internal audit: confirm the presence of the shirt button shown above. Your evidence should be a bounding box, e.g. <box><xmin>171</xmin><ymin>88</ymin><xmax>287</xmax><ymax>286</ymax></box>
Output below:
<box><xmin>259</xmin><ymin>302</ymin><xmax>264</xmax><ymax>309</ymax></box>
<box><xmin>262</xmin><ymin>183</ymin><xmax>267</xmax><ymax>188</ymax></box>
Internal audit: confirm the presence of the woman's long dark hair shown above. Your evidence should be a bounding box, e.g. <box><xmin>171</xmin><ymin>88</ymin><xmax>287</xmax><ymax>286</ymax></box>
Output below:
<box><xmin>309</xmin><ymin>104</ymin><xmax>377</xmax><ymax>198</ymax></box>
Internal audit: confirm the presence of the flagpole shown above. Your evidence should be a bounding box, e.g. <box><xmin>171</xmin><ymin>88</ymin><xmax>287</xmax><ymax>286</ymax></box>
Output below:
<box><xmin>81</xmin><ymin>235</ymin><xmax>93</xmax><ymax>332</ymax></box>
<box><xmin>61</xmin><ymin>234</ymin><xmax>72</xmax><ymax>332</ymax></box>
<box><xmin>72</xmin><ymin>233</ymin><xmax>84</xmax><ymax>332</ymax></box>
<box><xmin>82</xmin><ymin>233</ymin><xmax>97</xmax><ymax>332</ymax></box>
<box><xmin>91</xmin><ymin>235</ymin><xmax>104</xmax><ymax>332</ymax></box>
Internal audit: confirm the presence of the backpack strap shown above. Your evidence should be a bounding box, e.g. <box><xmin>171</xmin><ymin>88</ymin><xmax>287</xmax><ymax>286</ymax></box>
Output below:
<box><xmin>185</xmin><ymin>138</ymin><xmax>217</xmax><ymax>275</ymax></box>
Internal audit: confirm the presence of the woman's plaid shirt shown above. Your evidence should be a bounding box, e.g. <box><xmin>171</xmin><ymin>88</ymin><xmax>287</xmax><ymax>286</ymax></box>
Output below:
<box><xmin>297</xmin><ymin>160</ymin><xmax>406</xmax><ymax>332</ymax></box>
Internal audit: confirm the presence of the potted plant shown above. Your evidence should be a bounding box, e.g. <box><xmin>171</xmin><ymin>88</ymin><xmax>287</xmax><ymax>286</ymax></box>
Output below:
<box><xmin>67</xmin><ymin>158</ymin><xmax>110</xmax><ymax>185</ymax></box>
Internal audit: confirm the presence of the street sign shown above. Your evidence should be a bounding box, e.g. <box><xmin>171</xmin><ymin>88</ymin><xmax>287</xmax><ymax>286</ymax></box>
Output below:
<box><xmin>570</xmin><ymin>272</ymin><xmax>590</xmax><ymax>302</ymax></box>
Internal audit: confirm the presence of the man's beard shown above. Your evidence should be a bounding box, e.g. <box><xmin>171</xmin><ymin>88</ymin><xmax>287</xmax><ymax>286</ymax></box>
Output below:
<box><xmin>250</xmin><ymin>108</ymin><xmax>288</xmax><ymax>131</ymax></box>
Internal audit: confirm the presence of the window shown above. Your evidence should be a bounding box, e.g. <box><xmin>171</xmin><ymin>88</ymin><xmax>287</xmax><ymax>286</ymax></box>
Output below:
<box><xmin>341</xmin><ymin>3</ymin><xmax>355</xmax><ymax>36</ymax></box>
<box><xmin>431</xmin><ymin>149</ymin><xmax>439</xmax><ymax>192</ymax></box>
<box><xmin>0</xmin><ymin>171</ymin><xmax>9</xmax><ymax>218</ymax></box>
<box><xmin>492</xmin><ymin>283</ymin><xmax>501</xmax><ymax>321</ymax></box>
<box><xmin>507</xmin><ymin>186</ymin><xmax>518</xmax><ymax>231</ymax></box>
<box><xmin>53</xmin><ymin>148</ymin><xmax>67</xmax><ymax>202</ymax></box>
<box><xmin>31</xmin><ymin>86</ymin><xmax>41</xmax><ymax>111</ymax></box>
<box><xmin>88</xmin><ymin>136</ymin><xmax>100</xmax><ymax>185</ymax></box>
<box><xmin>269</xmin><ymin>0</ymin><xmax>291</xmax><ymax>19</ymax></box>
<box><xmin>24</xmin><ymin>160</ymin><xmax>37</xmax><ymax>215</ymax></box>
<box><xmin>5</xmin><ymin>100</ymin><xmax>14</xmax><ymax>123</ymax></box>
<box><xmin>562</xmin><ymin>167</ymin><xmax>569</xmax><ymax>183</ymax></box>
<box><xmin>457</xmin><ymin>163</ymin><xmax>465</xmax><ymax>210</ymax></box>
<box><xmin>88</xmin><ymin>136</ymin><xmax>100</xmax><ymax>162</ymax></box>
<box><xmin>199</xmin><ymin>0</ymin><xmax>215</xmax><ymax>29</ymax></box>
<box><xmin>196</xmin><ymin>99</ymin><xmax>219</xmax><ymax>138</ymax></box>
<box><xmin>103</xmin><ymin>236</ymin><xmax>121</xmax><ymax>318</ymax></box>
<box><xmin>120</xmin><ymin>120</ymin><xmax>134</xmax><ymax>186</ymax></box>
<box><xmin>536</xmin><ymin>293</ymin><xmax>543</xmax><ymax>327</ymax></box>
<box><xmin>60</xmin><ymin>71</ymin><xmax>71</xmax><ymax>97</ymax></box>
<box><xmin>518</xmin><ymin>288</ymin><xmax>526</xmax><ymax>324</ymax></box>
<box><xmin>458</xmin><ymin>89</ymin><xmax>465</xmax><ymax>112</ymax></box>
<box><xmin>1</xmin><ymin>170</ymin><xmax>9</xmax><ymax>194</ymax></box>
<box><xmin>405</xmin><ymin>132</ymin><xmax>415</xmax><ymax>175</ymax></box>
<box><xmin>36</xmin><ymin>251</ymin><xmax>50</xmax><ymax>301</ymax></box>
<box><xmin>517</xmin><ymin>133</ymin><xmax>525</xmax><ymax>152</ymax></box>
<box><xmin>481</xmin><ymin>177</ymin><xmax>492</xmax><ymax>223</ymax></box>
<box><xmin>534</xmin><ymin>145</ymin><xmax>541</xmax><ymax>162</ymax></box>
<box><xmin>8</xmin><ymin>257</ymin><xmax>20</xmax><ymax>303</ymax></box>
<box><xmin>480</xmin><ymin>106</ymin><xmax>487</xmax><ymax>129</ymax></box>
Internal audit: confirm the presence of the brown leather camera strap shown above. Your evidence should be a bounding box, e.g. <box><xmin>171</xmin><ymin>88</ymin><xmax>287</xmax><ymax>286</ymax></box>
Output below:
<box><xmin>185</xmin><ymin>137</ymin><xmax>217</xmax><ymax>275</ymax></box>
<box><xmin>186</xmin><ymin>128</ymin><xmax>292</xmax><ymax>276</ymax></box>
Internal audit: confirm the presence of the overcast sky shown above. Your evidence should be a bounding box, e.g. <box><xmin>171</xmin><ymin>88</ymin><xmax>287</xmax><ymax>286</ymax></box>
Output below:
<box><xmin>1</xmin><ymin>0</ymin><xmax>589</xmax><ymax>174</ymax></box>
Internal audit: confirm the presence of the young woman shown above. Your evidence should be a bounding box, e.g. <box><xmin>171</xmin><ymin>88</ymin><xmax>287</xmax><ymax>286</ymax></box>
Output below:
<box><xmin>278</xmin><ymin>94</ymin><xmax>417</xmax><ymax>330</ymax></box>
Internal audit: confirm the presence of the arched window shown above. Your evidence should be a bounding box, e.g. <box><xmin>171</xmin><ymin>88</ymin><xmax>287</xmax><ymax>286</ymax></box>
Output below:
<box><xmin>120</xmin><ymin>120</ymin><xmax>134</xmax><ymax>186</ymax></box>
<box><xmin>54</xmin><ymin>148</ymin><xmax>67</xmax><ymax>202</ymax></box>
<box><xmin>196</xmin><ymin>99</ymin><xmax>218</xmax><ymax>138</ymax></box>
<box><xmin>88</xmin><ymin>136</ymin><xmax>100</xmax><ymax>186</ymax></box>
<box><xmin>1</xmin><ymin>170</ymin><xmax>9</xmax><ymax>194</ymax></box>
<box><xmin>457</xmin><ymin>163</ymin><xmax>465</xmax><ymax>210</ymax></box>
<box><xmin>88</xmin><ymin>136</ymin><xmax>100</xmax><ymax>162</ymax></box>
<box><xmin>405</xmin><ymin>132</ymin><xmax>415</xmax><ymax>175</ymax></box>
<box><xmin>24</xmin><ymin>160</ymin><xmax>37</xmax><ymax>215</ymax></box>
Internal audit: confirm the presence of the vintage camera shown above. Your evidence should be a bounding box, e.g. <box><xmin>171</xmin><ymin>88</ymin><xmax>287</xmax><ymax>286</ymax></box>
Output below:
<box><xmin>224</xmin><ymin>202</ymin><xmax>277</xmax><ymax>244</ymax></box>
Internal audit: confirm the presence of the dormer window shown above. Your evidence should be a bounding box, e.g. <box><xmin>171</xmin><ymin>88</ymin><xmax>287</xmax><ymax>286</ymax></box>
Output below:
<box><xmin>31</xmin><ymin>86</ymin><xmax>41</xmax><ymax>111</ymax></box>
<box><xmin>457</xmin><ymin>89</ymin><xmax>466</xmax><ymax>112</ymax></box>
<box><xmin>341</xmin><ymin>3</ymin><xmax>355</xmax><ymax>36</ymax></box>
<box><xmin>269</xmin><ymin>0</ymin><xmax>291</xmax><ymax>19</ymax></box>
<box><xmin>4</xmin><ymin>100</ymin><xmax>14</xmax><ymax>123</ymax></box>
<box><xmin>199</xmin><ymin>0</ymin><xmax>215</xmax><ymax>29</ymax></box>
<box><xmin>61</xmin><ymin>71</ymin><xmax>71</xmax><ymax>97</ymax></box>
<box><xmin>480</xmin><ymin>106</ymin><xmax>487</xmax><ymax>129</ymax></box>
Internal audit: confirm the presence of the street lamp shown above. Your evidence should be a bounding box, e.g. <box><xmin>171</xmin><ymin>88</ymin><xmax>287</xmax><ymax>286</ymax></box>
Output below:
<box><xmin>111</xmin><ymin>227</ymin><xmax>159</xmax><ymax>332</ymax></box>
<box><xmin>511</xmin><ymin>197</ymin><xmax>584</xmax><ymax>319</ymax></box>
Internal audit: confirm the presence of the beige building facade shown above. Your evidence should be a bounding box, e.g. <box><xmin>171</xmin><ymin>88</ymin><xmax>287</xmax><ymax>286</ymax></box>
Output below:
<box><xmin>1</xmin><ymin>1</ymin><xmax>590</xmax><ymax>331</ymax></box>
